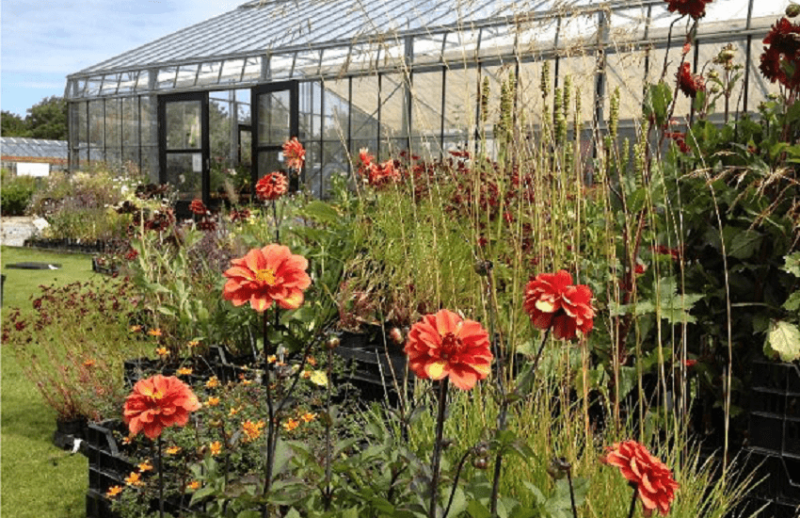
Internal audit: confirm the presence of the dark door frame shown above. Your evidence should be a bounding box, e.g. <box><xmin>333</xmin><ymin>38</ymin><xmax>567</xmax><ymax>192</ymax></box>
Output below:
<box><xmin>251</xmin><ymin>81</ymin><xmax>299</xmax><ymax>190</ymax></box>
<box><xmin>157</xmin><ymin>92</ymin><xmax>210</xmax><ymax>205</ymax></box>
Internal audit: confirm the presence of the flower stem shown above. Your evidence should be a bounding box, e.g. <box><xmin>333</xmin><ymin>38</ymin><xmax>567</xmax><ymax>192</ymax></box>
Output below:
<box><xmin>157</xmin><ymin>435</ymin><xmax>164</xmax><ymax>518</ymax></box>
<box><xmin>627</xmin><ymin>486</ymin><xmax>638</xmax><ymax>518</ymax></box>
<box><xmin>429</xmin><ymin>378</ymin><xmax>449</xmax><ymax>518</ymax></box>
<box><xmin>566</xmin><ymin>468</ymin><xmax>578</xmax><ymax>518</ymax></box>
<box><xmin>491</xmin><ymin>327</ymin><xmax>550</xmax><ymax>516</ymax></box>
<box><xmin>444</xmin><ymin>447</ymin><xmax>476</xmax><ymax>518</ymax></box>
<box><xmin>323</xmin><ymin>345</ymin><xmax>334</xmax><ymax>510</ymax></box>
<box><xmin>272</xmin><ymin>200</ymin><xmax>280</xmax><ymax>244</ymax></box>
<box><xmin>262</xmin><ymin>310</ymin><xmax>275</xmax><ymax>518</ymax></box>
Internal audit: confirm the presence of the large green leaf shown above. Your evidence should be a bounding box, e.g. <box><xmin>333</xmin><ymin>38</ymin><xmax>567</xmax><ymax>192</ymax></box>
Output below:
<box><xmin>765</xmin><ymin>320</ymin><xmax>800</xmax><ymax>362</ymax></box>
<box><xmin>727</xmin><ymin>228</ymin><xmax>763</xmax><ymax>260</ymax></box>
<box><xmin>656</xmin><ymin>277</ymin><xmax>703</xmax><ymax>324</ymax></box>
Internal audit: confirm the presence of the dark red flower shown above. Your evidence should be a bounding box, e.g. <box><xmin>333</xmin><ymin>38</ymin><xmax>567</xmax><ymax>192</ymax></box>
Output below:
<box><xmin>602</xmin><ymin>440</ymin><xmax>679</xmax><ymax>516</ymax></box>
<box><xmin>197</xmin><ymin>218</ymin><xmax>217</xmax><ymax>232</ymax></box>
<box><xmin>665</xmin><ymin>131</ymin><xmax>691</xmax><ymax>154</ymax></box>
<box><xmin>230</xmin><ymin>209</ymin><xmax>251</xmax><ymax>223</ymax></box>
<box><xmin>125</xmin><ymin>249</ymin><xmax>139</xmax><ymax>261</ymax></box>
<box><xmin>189</xmin><ymin>199</ymin><xmax>207</xmax><ymax>215</ymax></box>
<box><xmin>664</xmin><ymin>0</ymin><xmax>712</xmax><ymax>19</ymax></box>
<box><xmin>523</xmin><ymin>270</ymin><xmax>595</xmax><ymax>340</ymax></box>
<box><xmin>760</xmin><ymin>17</ymin><xmax>800</xmax><ymax>90</ymax></box>
<box><xmin>676</xmin><ymin>63</ymin><xmax>705</xmax><ymax>98</ymax></box>
<box><xmin>255</xmin><ymin>172</ymin><xmax>288</xmax><ymax>201</ymax></box>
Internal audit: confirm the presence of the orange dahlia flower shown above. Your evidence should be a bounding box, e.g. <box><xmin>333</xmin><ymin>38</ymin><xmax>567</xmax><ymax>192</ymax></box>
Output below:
<box><xmin>523</xmin><ymin>270</ymin><xmax>594</xmax><ymax>340</ymax></box>
<box><xmin>404</xmin><ymin>309</ymin><xmax>493</xmax><ymax>390</ymax></box>
<box><xmin>189</xmin><ymin>198</ymin><xmax>208</xmax><ymax>215</ymax></box>
<box><xmin>255</xmin><ymin>172</ymin><xmax>288</xmax><ymax>201</ymax></box>
<box><xmin>283</xmin><ymin>137</ymin><xmax>305</xmax><ymax>170</ymax></box>
<box><xmin>602</xmin><ymin>440</ymin><xmax>679</xmax><ymax>516</ymax></box>
<box><xmin>123</xmin><ymin>374</ymin><xmax>201</xmax><ymax>440</ymax></box>
<box><xmin>222</xmin><ymin>244</ymin><xmax>311</xmax><ymax>312</ymax></box>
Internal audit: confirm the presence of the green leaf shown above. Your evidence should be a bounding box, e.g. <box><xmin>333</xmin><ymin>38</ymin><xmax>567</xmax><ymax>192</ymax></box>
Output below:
<box><xmin>784</xmin><ymin>292</ymin><xmax>800</xmax><ymax>312</ymax></box>
<box><xmin>300</xmin><ymin>200</ymin><xmax>341</xmax><ymax>225</ymax></box>
<box><xmin>785</xmin><ymin>253</ymin><xmax>800</xmax><ymax>278</ymax></box>
<box><xmin>467</xmin><ymin>500</ymin><xmax>492</xmax><ymax>518</ymax></box>
<box><xmin>728</xmin><ymin>229</ymin><xmax>763</xmax><ymax>260</ymax></box>
<box><xmin>655</xmin><ymin>276</ymin><xmax>703</xmax><ymax>324</ymax></box>
<box><xmin>765</xmin><ymin>320</ymin><xmax>800</xmax><ymax>362</ymax></box>
<box><xmin>237</xmin><ymin>511</ymin><xmax>262</xmax><ymax>518</ymax></box>
<box><xmin>448</xmin><ymin>487</ymin><xmax>468</xmax><ymax>517</ymax></box>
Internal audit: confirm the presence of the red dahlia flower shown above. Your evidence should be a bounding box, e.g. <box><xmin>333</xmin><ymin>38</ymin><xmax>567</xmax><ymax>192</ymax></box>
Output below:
<box><xmin>283</xmin><ymin>137</ymin><xmax>305</xmax><ymax>170</ymax></box>
<box><xmin>664</xmin><ymin>0</ymin><xmax>712</xmax><ymax>19</ymax></box>
<box><xmin>189</xmin><ymin>198</ymin><xmax>208</xmax><ymax>215</ymax></box>
<box><xmin>523</xmin><ymin>270</ymin><xmax>594</xmax><ymax>340</ymax></box>
<box><xmin>123</xmin><ymin>375</ymin><xmax>201</xmax><ymax>440</ymax></box>
<box><xmin>676</xmin><ymin>63</ymin><xmax>705</xmax><ymax>98</ymax></box>
<box><xmin>760</xmin><ymin>17</ymin><xmax>800</xmax><ymax>90</ymax></box>
<box><xmin>602</xmin><ymin>440</ymin><xmax>680</xmax><ymax>516</ymax></box>
<box><xmin>255</xmin><ymin>172</ymin><xmax>288</xmax><ymax>201</ymax></box>
<box><xmin>404</xmin><ymin>309</ymin><xmax>493</xmax><ymax>390</ymax></box>
<box><xmin>222</xmin><ymin>244</ymin><xmax>311</xmax><ymax>312</ymax></box>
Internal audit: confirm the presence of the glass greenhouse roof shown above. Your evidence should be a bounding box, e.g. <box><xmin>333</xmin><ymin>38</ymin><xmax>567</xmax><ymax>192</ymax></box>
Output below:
<box><xmin>1</xmin><ymin>138</ymin><xmax>69</xmax><ymax>161</ymax></box>
<box><xmin>66</xmin><ymin>0</ymin><xmax>771</xmax><ymax>99</ymax></box>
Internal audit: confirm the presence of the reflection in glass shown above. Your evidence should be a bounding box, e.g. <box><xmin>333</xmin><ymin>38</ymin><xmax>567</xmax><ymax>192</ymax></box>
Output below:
<box><xmin>258</xmin><ymin>91</ymin><xmax>291</xmax><ymax>145</ymax></box>
<box><xmin>166</xmin><ymin>101</ymin><xmax>202</xmax><ymax>149</ymax></box>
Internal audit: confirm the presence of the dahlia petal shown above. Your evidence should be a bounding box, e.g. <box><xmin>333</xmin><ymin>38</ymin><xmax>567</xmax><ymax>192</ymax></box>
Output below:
<box><xmin>278</xmin><ymin>290</ymin><xmax>304</xmax><ymax>309</ymax></box>
<box><xmin>243</xmin><ymin>248</ymin><xmax>266</xmax><ymax>273</ymax></box>
<box><xmin>449</xmin><ymin>368</ymin><xmax>478</xmax><ymax>390</ymax></box>
<box><xmin>250</xmin><ymin>294</ymin><xmax>272</xmax><ymax>312</ymax></box>
<box><xmin>535</xmin><ymin>299</ymin><xmax>557</xmax><ymax>313</ymax></box>
<box><xmin>426</xmin><ymin>360</ymin><xmax>448</xmax><ymax>380</ymax></box>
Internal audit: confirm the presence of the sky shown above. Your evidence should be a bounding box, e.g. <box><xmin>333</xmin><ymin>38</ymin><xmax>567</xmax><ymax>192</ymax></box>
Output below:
<box><xmin>1</xmin><ymin>0</ymin><xmax>244</xmax><ymax>117</ymax></box>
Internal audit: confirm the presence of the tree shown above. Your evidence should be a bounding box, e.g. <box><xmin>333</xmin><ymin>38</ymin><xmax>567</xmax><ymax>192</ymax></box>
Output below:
<box><xmin>1</xmin><ymin>111</ymin><xmax>28</xmax><ymax>137</ymax></box>
<box><xmin>26</xmin><ymin>96</ymin><xmax>67</xmax><ymax>140</ymax></box>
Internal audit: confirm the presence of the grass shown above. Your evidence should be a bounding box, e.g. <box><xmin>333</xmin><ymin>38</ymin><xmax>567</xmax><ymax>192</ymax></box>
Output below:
<box><xmin>1</xmin><ymin>245</ymin><xmax>96</xmax><ymax>518</ymax></box>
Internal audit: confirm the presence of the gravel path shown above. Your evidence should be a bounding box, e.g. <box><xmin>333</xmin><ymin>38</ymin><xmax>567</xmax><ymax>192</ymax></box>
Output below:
<box><xmin>1</xmin><ymin>217</ymin><xmax>37</xmax><ymax>247</ymax></box>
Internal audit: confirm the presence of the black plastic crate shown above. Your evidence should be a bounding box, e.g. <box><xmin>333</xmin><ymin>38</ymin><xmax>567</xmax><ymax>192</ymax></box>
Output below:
<box><xmin>752</xmin><ymin>388</ymin><xmax>788</xmax><ymax>415</ymax></box>
<box><xmin>786</xmin><ymin>418</ymin><xmax>800</xmax><ymax>457</ymax></box>
<box><xmin>745</xmin><ymin>449</ymin><xmax>800</xmax><ymax>502</ymax></box>
<box><xmin>750</xmin><ymin>412</ymin><xmax>786</xmax><ymax>454</ymax></box>
<box><xmin>743</xmin><ymin>497</ymin><xmax>800</xmax><ymax>518</ymax></box>
<box><xmin>86</xmin><ymin>488</ymin><xmax>118</xmax><ymax>518</ymax></box>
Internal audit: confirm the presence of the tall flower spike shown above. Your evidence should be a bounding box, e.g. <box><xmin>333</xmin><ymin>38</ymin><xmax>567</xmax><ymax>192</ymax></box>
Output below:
<box><xmin>222</xmin><ymin>244</ymin><xmax>311</xmax><ymax>312</ymax></box>
<box><xmin>404</xmin><ymin>309</ymin><xmax>493</xmax><ymax>390</ymax></box>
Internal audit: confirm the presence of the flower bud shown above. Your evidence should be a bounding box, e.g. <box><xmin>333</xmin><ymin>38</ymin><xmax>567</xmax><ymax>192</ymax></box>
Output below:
<box><xmin>718</xmin><ymin>48</ymin><xmax>735</xmax><ymax>62</ymax></box>
<box><xmin>388</xmin><ymin>327</ymin><xmax>404</xmax><ymax>345</ymax></box>
<box><xmin>708</xmin><ymin>70</ymin><xmax>719</xmax><ymax>80</ymax></box>
<box><xmin>474</xmin><ymin>442</ymin><xmax>490</xmax><ymax>458</ymax></box>
<box><xmin>787</xmin><ymin>3</ymin><xmax>800</xmax><ymax>17</ymax></box>
<box><xmin>474</xmin><ymin>260</ymin><xmax>493</xmax><ymax>276</ymax></box>
<box><xmin>472</xmin><ymin>457</ymin><xmax>489</xmax><ymax>470</ymax></box>
<box><xmin>326</xmin><ymin>336</ymin><xmax>340</xmax><ymax>350</ymax></box>
<box><xmin>546</xmin><ymin>457</ymin><xmax>571</xmax><ymax>480</ymax></box>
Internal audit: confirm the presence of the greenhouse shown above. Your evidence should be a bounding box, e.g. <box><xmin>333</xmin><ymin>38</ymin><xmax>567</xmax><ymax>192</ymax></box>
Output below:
<box><xmin>66</xmin><ymin>0</ymin><xmax>779</xmax><ymax>203</ymax></box>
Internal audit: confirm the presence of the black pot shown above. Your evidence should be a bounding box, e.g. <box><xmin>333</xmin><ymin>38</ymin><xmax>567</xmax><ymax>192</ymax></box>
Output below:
<box><xmin>52</xmin><ymin>416</ymin><xmax>88</xmax><ymax>450</ymax></box>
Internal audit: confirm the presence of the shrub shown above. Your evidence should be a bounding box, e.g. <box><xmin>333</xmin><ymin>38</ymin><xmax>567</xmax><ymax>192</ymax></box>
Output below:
<box><xmin>0</xmin><ymin>169</ymin><xmax>37</xmax><ymax>215</ymax></box>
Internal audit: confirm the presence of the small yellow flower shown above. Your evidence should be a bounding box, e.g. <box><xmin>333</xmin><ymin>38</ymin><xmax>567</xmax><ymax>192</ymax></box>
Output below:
<box><xmin>267</xmin><ymin>355</ymin><xmax>277</xmax><ymax>364</ymax></box>
<box><xmin>106</xmin><ymin>485</ymin><xmax>124</xmax><ymax>498</ymax></box>
<box><xmin>83</xmin><ymin>359</ymin><xmax>96</xmax><ymax>368</ymax></box>
<box><xmin>302</xmin><ymin>371</ymin><xmax>312</xmax><ymax>379</ymax></box>
<box><xmin>240</xmin><ymin>379</ymin><xmax>252</xmax><ymax>386</ymax></box>
<box><xmin>129</xmin><ymin>325</ymin><xmax>142</xmax><ymax>333</ymax></box>
<box><xmin>206</xmin><ymin>396</ymin><xmax>220</xmax><ymax>407</ymax></box>
<box><xmin>138</xmin><ymin>460</ymin><xmax>153</xmax><ymax>472</ymax></box>
<box><xmin>206</xmin><ymin>376</ymin><xmax>220</xmax><ymax>389</ymax></box>
<box><xmin>125</xmin><ymin>472</ymin><xmax>143</xmax><ymax>487</ymax></box>
<box><xmin>228</xmin><ymin>406</ymin><xmax>241</xmax><ymax>417</ymax></box>
<box><xmin>177</xmin><ymin>367</ymin><xmax>193</xmax><ymax>376</ymax></box>
<box><xmin>300</xmin><ymin>412</ymin><xmax>317</xmax><ymax>423</ymax></box>
<box><xmin>209</xmin><ymin>441</ymin><xmax>222</xmax><ymax>456</ymax></box>
<box><xmin>242</xmin><ymin>420</ymin><xmax>266</xmax><ymax>442</ymax></box>
<box><xmin>309</xmin><ymin>370</ymin><xmax>329</xmax><ymax>388</ymax></box>
<box><xmin>148</xmin><ymin>328</ymin><xmax>163</xmax><ymax>337</ymax></box>
<box><xmin>283</xmin><ymin>418</ymin><xmax>300</xmax><ymax>432</ymax></box>
<box><xmin>156</xmin><ymin>347</ymin><xmax>170</xmax><ymax>357</ymax></box>
<box><xmin>306</xmin><ymin>356</ymin><xmax>317</xmax><ymax>366</ymax></box>
<box><xmin>166</xmin><ymin>446</ymin><xmax>182</xmax><ymax>455</ymax></box>
<box><xmin>122</xmin><ymin>436</ymin><xmax>133</xmax><ymax>445</ymax></box>
<box><xmin>187</xmin><ymin>481</ymin><xmax>201</xmax><ymax>491</ymax></box>
<box><xmin>187</xmin><ymin>340</ymin><xmax>200</xmax><ymax>349</ymax></box>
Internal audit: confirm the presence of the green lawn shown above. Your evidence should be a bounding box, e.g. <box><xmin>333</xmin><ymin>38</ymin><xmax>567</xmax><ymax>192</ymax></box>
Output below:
<box><xmin>2</xmin><ymin>246</ymin><xmax>96</xmax><ymax>518</ymax></box>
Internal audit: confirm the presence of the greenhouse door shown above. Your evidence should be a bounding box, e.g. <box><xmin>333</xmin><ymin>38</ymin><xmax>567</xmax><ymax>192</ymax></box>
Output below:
<box><xmin>158</xmin><ymin>92</ymin><xmax>210</xmax><ymax>209</ymax></box>
<box><xmin>252</xmin><ymin>81</ymin><xmax>298</xmax><ymax>192</ymax></box>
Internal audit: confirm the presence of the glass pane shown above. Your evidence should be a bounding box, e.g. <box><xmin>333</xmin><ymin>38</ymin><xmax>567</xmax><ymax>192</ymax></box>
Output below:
<box><xmin>141</xmin><ymin>96</ymin><xmax>157</xmax><ymax>147</ymax></box>
<box><xmin>305</xmin><ymin>142</ymin><xmax>322</xmax><ymax>197</ymax></box>
<box><xmin>299</xmin><ymin>82</ymin><xmax>322</xmax><ymax>141</ymax></box>
<box><xmin>166</xmin><ymin>101</ymin><xmax>202</xmax><ymax>150</ymax></box>
<box><xmin>105</xmin><ymin>98</ymin><xmax>122</xmax><ymax>149</ymax></box>
<box><xmin>122</xmin><ymin>97</ymin><xmax>139</xmax><ymax>148</ymax></box>
<box><xmin>165</xmin><ymin>153</ymin><xmax>203</xmax><ymax>201</ymax></box>
<box><xmin>324</xmin><ymin>78</ymin><xmax>349</xmax><ymax>141</ymax></box>
<box><xmin>444</xmin><ymin>66</ymin><xmax>478</xmax><ymax>140</ymax></box>
<box><xmin>210</xmin><ymin>98</ymin><xmax>234</xmax><ymax>162</ymax></box>
<box><xmin>351</xmin><ymin>76</ymin><xmax>379</xmax><ymax>139</ymax></box>
<box><xmin>257</xmin><ymin>149</ymin><xmax>285</xmax><ymax>179</ymax></box>
<box><xmin>410</xmin><ymin>70</ymin><xmax>443</xmax><ymax>139</ymax></box>
<box><xmin>89</xmin><ymin>100</ymin><xmax>104</xmax><ymax>148</ymax></box>
<box><xmin>381</xmin><ymin>73</ymin><xmax>408</xmax><ymax>139</ymax></box>
<box><xmin>239</xmin><ymin>130</ymin><xmax>252</xmax><ymax>167</ymax></box>
<box><xmin>258</xmin><ymin>90</ymin><xmax>291</xmax><ymax>146</ymax></box>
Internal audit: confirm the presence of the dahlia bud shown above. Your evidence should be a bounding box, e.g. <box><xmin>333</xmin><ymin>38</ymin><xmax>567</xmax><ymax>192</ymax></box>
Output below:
<box><xmin>326</xmin><ymin>336</ymin><xmax>340</xmax><ymax>350</ymax></box>
<box><xmin>388</xmin><ymin>327</ymin><xmax>404</xmax><ymax>345</ymax></box>
<box><xmin>787</xmin><ymin>3</ymin><xmax>800</xmax><ymax>17</ymax></box>
<box><xmin>708</xmin><ymin>70</ymin><xmax>719</xmax><ymax>80</ymax></box>
<box><xmin>546</xmin><ymin>457</ymin><xmax>571</xmax><ymax>480</ymax></box>
<box><xmin>474</xmin><ymin>442</ymin><xmax>490</xmax><ymax>458</ymax></box>
<box><xmin>474</xmin><ymin>260</ymin><xmax>493</xmax><ymax>276</ymax></box>
<box><xmin>472</xmin><ymin>457</ymin><xmax>489</xmax><ymax>470</ymax></box>
<box><xmin>718</xmin><ymin>48</ymin><xmax>735</xmax><ymax>62</ymax></box>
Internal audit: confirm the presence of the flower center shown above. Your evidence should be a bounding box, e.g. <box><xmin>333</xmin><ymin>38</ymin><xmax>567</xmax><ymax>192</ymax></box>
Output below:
<box><xmin>440</xmin><ymin>332</ymin><xmax>463</xmax><ymax>360</ymax></box>
<box><xmin>255</xmin><ymin>268</ymin><xmax>276</xmax><ymax>285</ymax></box>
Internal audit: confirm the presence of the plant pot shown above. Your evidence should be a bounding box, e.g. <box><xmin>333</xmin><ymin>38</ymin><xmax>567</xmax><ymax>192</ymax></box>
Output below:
<box><xmin>52</xmin><ymin>416</ymin><xmax>88</xmax><ymax>450</ymax></box>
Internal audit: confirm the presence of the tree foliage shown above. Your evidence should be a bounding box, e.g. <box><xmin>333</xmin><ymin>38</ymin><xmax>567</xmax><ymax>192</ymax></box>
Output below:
<box><xmin>1</xmin><ymin>96</ymin><xmax>68</xmax><ymax>140</ymax></box>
